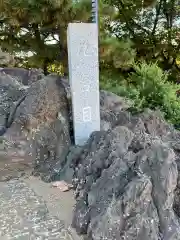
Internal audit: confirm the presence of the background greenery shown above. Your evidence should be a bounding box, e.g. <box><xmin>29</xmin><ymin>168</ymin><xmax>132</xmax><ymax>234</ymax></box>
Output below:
<box><xmin>1</xmin><ymin>0</ymin><xmax>180</xmax><ymax>124</ymax></box>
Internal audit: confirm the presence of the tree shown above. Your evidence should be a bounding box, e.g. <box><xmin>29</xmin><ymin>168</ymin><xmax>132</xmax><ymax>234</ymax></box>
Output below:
<box><xmin>100</xmin><ymin>0</ymin><xmax>180</xmax><ymax>79</ymax></box>
<box><xmin>0</xmin><ymin>0</ymin><xmax>92</xmax><ymax>74</ymax></box>
<box><xmin>1</xmin><ymin>0</ymin><xmax>180</xmax><ymax>80</ymax></box>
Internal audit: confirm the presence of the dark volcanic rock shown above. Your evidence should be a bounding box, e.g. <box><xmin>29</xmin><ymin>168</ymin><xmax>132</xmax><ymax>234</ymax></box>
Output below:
<box><xmin>71</xmin><ymin>108</ymin><xmax>180</xmax><ymax>240</ymax></box>
<box><xmin>0</xmin><ymin>67</ymin><xmax>44</xmax><ymax>85</ymax></box>
<box><xmin>100</xmin><ymin>90</ymin><xmax>132</xmax><ymax>112</ymax></box>
<box><xmin>72</xmin><ymin>126</ymin><xmax>134</xmax><ymax>199</ymax></box>
<box><xmin>88</xmin><ymin>175</ymin><xmax>159</xmax><ymax>240</ymax></box>
<box><xmin>2</xmin><ymin>70</ymin><xmax>180</xmax><ymax>240</ymax></box>
<box><xmin>135</xmin><ymin>143</ymin><xmax>179</xmax><ymax>239</ymax></box>
<box><xmin>1</xmin><ymin>75</ymin><xmax>71</xmax><ymax>181</ymax></box>
<box><xmin>0</xmin><ymin>71</ymin><xmax>26</xmax><ymax>130</ymax></box>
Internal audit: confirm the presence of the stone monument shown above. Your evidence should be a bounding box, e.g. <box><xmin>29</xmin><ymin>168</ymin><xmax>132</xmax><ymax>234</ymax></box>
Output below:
<box><xmin>67</xmin><ymin>23</ymin><xmax>100</xmax><ymax>145</ymax></box>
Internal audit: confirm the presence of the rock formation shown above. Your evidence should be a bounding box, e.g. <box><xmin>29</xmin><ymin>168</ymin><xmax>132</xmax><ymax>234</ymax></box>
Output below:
<box><xmin>1</xmin><ymin>67</ymin><xmax>180</xmax><ymax>239</ymax></box>
<box><xmin>0</xmin><ymin>71</ymin><xmax>26</xmax><ymax>130</ymax></box>
<box><xmin>0</xmin><ymin>72</ymin><xmax>71</xmax><ymax>182</ymax></box>
<box><xmin>71</xmin><ymin>109</ymin><xmax>180</xmax><ymax>240</ymax></box>
<box><xmin>0</xmin><ymin>67</ymin><xmax>44</xmax><ymax>85</ymax></box>
<box><xmin>0</xmin><ymin>48</ymin><xmax>15</xmax><ymax>67</ymax></box>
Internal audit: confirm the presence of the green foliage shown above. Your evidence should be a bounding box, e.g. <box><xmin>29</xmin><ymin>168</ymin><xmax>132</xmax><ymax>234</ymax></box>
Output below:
<box><xmin>129</xmin><ymin>63</ymin><xmax>180</xmax><ymax>123</ymax></box>
<box><xmin>101</xmin><ymin>0</ymin><xmax>180</xmax><ymax>78</ymax></box>
<box><xmin>47</xmin><ymin>62</ymin><xmax>64</xmax><ymax>75</ymax></box>
<box><xmin>1</xmin><ymin>0</ymin><xmax>180</xmax><ymax>77</ymax></box>
<box><xmin>101</xmin><ymin>62</ymin><xmax>180</xmax><ymax>124</ymax></box>
<box><xmin>0</xmin><ymin>0</ymin><xmax>92</xmax><ymax>73</ymax></box>
<box><xmin>100</xmin><ymin>38</ymin><xmax>136</xmax><ymax>70</ymax></box>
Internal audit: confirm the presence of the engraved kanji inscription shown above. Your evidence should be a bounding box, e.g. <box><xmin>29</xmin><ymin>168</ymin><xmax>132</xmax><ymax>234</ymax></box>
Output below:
<box><xmin>83</xmin><ymin>107</ymin><xmax>92</xmax><ymax>122</ymax></box>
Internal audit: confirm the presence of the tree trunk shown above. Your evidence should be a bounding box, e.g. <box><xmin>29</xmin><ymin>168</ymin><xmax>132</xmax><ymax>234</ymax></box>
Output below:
<box><xmin>43</xmin><ymin>58</ymin><xmax>49</xmax><ymax>76</ymax></box>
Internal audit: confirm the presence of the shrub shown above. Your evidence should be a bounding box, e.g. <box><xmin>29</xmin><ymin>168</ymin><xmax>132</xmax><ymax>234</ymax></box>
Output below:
<box><xmin>129</xmin><ymin>62</ymin><xmax>180</xmax><ymax>124</ymax></box>
<box><xmin>47</xmin><ymin>63</ymin><xmax>64</xmax><ymax>76</ymax></box>
<box><xmin>100</xmin><ymin>62</ymin><xmax>180</xmax><ymax>124</ymax></box>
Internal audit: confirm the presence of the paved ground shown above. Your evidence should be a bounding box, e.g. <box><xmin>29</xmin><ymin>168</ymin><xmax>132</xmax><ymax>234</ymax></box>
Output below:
<box><xmin>0</xmin><ymin>148</ymin><xmax>82</xmax><ymax>240</ymax></box>
<box><xmin>0</xmin><ymin>177</ymin><xmax>82</xmax><ymax>240</ymax></box>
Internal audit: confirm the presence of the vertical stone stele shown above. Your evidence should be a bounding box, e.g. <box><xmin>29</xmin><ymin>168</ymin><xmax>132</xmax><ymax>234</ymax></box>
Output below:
<box><xmin>67</xmin><ymin>23</ymin><xmax>100</xmax><ymax>146</ymax></box>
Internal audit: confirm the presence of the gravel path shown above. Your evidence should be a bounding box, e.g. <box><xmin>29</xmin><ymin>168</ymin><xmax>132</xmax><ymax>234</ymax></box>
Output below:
<box><xmin>0</xmin><ymin>178</ymin><xmax>81</xmax><ymax>240</ymax></box>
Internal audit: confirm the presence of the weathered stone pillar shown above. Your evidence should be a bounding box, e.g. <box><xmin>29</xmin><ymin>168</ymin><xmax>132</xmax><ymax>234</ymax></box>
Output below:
<box><xmin>67</xmin><ymin>23</ymin><xmax>100</xmax><ymax>145</ymax></box>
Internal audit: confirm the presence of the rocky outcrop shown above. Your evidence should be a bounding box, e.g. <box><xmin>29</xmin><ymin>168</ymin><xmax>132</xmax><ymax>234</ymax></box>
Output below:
<box><xmin>0</xmin><ymin>71</ymin><xmax>26</xmax><ymax>131</ymax></box>
<box><xmin>0</xmin><ymin>67</ymin><xmax>44</xmax><ymax>85</ymax></box>
<box><xmin>0</xmin><ymin>73</ymin><xmax>71</xmax><ymax>182</ymax></box>
<box><xmin>0</xmin><ymin>48</ymin><xmax>15</xmax><ymax>66</ymax></box>
<box><xmin>71</xmin><ymin>109</ymin><xmax>180</xmax><ymax>240</ymax></box>
<box><xmin>1</xmin><ymin>68</ymin><xmax>180</xmax><ymax>239</ymax></box>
